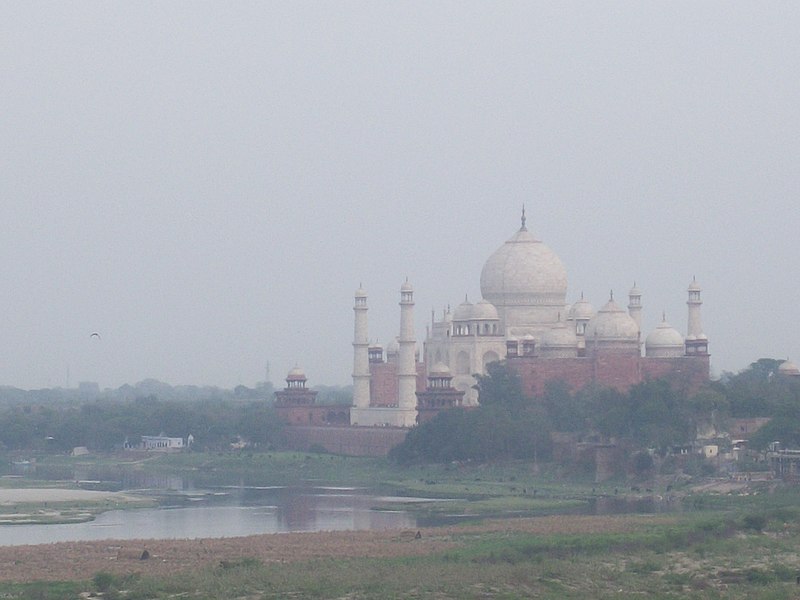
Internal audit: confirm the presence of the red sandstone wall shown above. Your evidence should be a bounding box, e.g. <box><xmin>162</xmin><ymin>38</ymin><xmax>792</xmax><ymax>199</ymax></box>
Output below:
<box><xmin>510</xmin><ymin>357</ymin><xmax>593</xmax><ymax>397</ymax></box>
<box><xmin>276</xmin><ymin>405</ymin><xmax>350</xmax><ymax>426</ymax></box>
<box><xmin>510</xmin><ymin>354</ymin><xmax>709</xmax><ymax>398</ymax></box>
<box><xmin>641</xmin><ymin>356</ymin><xmax>710</xmax><ymax>395</ymax></box>
<box><xmin>369</xmin><ymin>363</ymin><xmax>398</xmax><ymax>406</ymax></box>
<box><xmin>592</xmin><ymin>353</ymin><xmax>642</xmax><ymax>391</ymax></box>
<box><xmin>369</xmin><ymin>361</ymin><xmax>426</xmax><ymax>407</ymax></box>
<box><xmin>282</xmin><ymin>426</ymin><xmax>407</xmax><ymax>456</ymax></box>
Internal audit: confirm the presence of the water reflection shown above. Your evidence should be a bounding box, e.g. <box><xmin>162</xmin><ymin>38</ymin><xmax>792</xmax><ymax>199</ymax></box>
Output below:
<box><xmin>0</xmin><ymin>485</ymin><xmax>418</xmax><ymax>546</ymax></box>
<box><xmin>0</xmin><ymin>464</ymin><xmax>683</xmax><ymax>546</ymax></box>
<box><xmin>588</xmin><ymin>494</ymin><xmax>682</xmax><ymax>515</ymax></box>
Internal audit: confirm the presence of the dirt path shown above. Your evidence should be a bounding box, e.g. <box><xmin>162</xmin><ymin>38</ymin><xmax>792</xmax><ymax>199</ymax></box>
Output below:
<box><xmin>0</xmin><ymin>514</ymin><xmax>672</xmax><ymax>583</ymax></box>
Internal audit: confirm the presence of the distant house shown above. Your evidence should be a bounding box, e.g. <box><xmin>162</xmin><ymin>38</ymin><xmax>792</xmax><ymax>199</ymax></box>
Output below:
<box><xmin>125</xmin><ymin>435</ymin><xmax>186</xmax><ymax>451</ymax></box>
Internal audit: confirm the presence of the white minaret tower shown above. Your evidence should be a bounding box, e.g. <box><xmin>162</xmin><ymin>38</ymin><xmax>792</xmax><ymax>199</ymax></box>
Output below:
<box><xmin>685</xmin><ymin>277</ymin><xmax>709</xmax><ymax>355</ymax></box>
<box><xmin>628</xmin><ymin>282</ymin><xmax>643</xmax><ymax>332</ymax></box>
<box><xmin>397</xmin><ymin>279</ymin><xmax>418</xmax><ymax>425</ymax></box>
<box><xmin>352</xmin><ymin>286</ymin><xmax>371</xmax><ymax>410</ymax></box>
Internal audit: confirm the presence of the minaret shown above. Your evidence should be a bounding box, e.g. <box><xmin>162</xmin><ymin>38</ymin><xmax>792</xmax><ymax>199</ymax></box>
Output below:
<box><xmin>397</xmin><ymin>279</ymin><xmax>417</xmax><ymax>418</ymax></box>
<box><xmin>628</xmin><ymin>282</ymin><xmax>642</xmax><ymax>332</ymax></box>
<box><xmin>685</xmin><ymin>277</ymin><xmax>708</xmax><ymax>355</ymax></box>
<box><xmin>352</xmin><ymin>286</ymin><xmax>371</xmax><ymax>409</ymax></box>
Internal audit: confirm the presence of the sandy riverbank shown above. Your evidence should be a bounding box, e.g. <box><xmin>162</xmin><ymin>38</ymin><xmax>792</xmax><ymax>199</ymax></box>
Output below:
<box><xmin>0</xmin><ymin>514</ymin><xmax>672</xmax><ymax>583</ymax></box>
<box><xmin>0</xmin><ymin>488</ymin><xmax>134</xmax><ymax>504</ymax></box>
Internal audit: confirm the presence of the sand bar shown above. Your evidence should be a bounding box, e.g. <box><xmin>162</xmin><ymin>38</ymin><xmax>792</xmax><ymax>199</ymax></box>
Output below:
<box><xmin>0</xmin><ymin>488</ymin><xmax>132</xmax><ymax>504</ymax></box>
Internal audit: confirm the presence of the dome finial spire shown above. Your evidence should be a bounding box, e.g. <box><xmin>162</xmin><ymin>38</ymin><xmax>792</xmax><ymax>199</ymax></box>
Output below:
<box><xmin>520</xmin><ymin>204</ymin><xmax>527</xmax><ymax>231</ymax></box>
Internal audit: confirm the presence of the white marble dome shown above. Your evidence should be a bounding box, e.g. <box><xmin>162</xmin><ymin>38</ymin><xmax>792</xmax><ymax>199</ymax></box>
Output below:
<box><xmin>585</xmin><ymin>297</ymin><xmax>640</xmax><ymax>347</ymax></box>
<box><xmin>453</xmin><ymin>298</ymin><xmax>474</xmax><ymax>321</ymax></box>
<box><xmin>386</xmin><ymin>337</ymin><xmax>400</xmax><ymax>354</ymax></box>
<box><xmin>568</xmin><ymin>294</ymin><xmax>595</xmax><ymax>321</ymax></box>
<box><xmin>778</xmin><ymin>360</ymin><xmax>800</xmax><ymax>376</ymax></box>
<box><xmin>541</xmin><ymin>319</ymin><xmax>578</xmax><ymax>356</ymax></box>
<box><xmin>472</xmin><ymin>299</ymin><xmax>499</xmax><ymax>320</ymax></box>
<box><xmin>480</xmin><ymin>219</ymin><xmax>568</xmax><ymax>309</ymax></box>
<box><xmin>645</xmin><ymin>317</ymin><xmax>685</xmax><ymax>357</ymax></box>
<box><xmin>287</xmin><ymin>366</ymin><xmax>306</xmax><ymax>380</ymax></box>
<box><xmin>429</xmin><ymin>362</ymin><xmax>452</xmax><ymax>376</ymax></box>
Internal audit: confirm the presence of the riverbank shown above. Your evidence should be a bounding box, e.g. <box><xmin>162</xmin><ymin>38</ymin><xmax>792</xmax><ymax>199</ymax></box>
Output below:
<box><xmin>0</xmin><ymin>488</ymin><xmax>153</xmax><ymax>524</ymax></box>
<box><xmin>0</xmin><ymin>513</ymin><xmax>676</xmax><ymax>582</ymax></box>
<box><xmin>2</xmin><ymin>511</ymin><xmax>800</xmax><ymax>599</ymax></box>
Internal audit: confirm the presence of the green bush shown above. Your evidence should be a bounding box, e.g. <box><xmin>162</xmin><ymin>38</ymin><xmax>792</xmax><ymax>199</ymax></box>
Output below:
<box><xmin>92</xmin><ymin>571</ymin><xmax>116</xmax><ymax>593</ymax></box>
<box><xmin>741</xmin><ymin>513</ymin><xmax>767</xmax><ymax>531</ymax></box>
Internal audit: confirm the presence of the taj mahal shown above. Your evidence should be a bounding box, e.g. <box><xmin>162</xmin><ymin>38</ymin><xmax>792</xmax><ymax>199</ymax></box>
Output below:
<box><xmin>348</xmin><ymin>209</ymin><xmax>709</xmax><ymax>428</ymax></box>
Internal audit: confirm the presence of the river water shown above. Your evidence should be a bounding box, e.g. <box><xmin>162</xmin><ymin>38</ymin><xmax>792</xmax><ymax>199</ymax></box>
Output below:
<box><xmin>0</xmin><ymin>485</ymin><xmax>421</xmax><ymax>546</ymax></box>
<box><xmin>0</xmin><ymin>463</ymin><xmax>675</xmax><ymax>546</ymax></box>
<box><xmin>0</xmin><ymin>464</ymin><xmax>433</xmax><ymax>546</ymax></box>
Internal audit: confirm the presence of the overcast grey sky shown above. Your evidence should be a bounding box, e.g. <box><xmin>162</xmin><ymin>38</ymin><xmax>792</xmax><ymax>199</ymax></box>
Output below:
<box><xmin>2</xmin><ymin>2</ymin><xmax>798</xmax><ymax>390</ymax></box>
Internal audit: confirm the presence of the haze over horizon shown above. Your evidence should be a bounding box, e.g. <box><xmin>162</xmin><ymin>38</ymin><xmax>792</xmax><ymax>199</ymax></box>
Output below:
<box><xmin>2</xmin><ymin>3</ymin><xmax>798</xmax><ymax>390</ymax></box>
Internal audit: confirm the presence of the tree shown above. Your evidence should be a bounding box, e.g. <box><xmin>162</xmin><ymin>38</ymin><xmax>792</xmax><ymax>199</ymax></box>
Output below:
<box><xmin>542</xmin><ymin>380</ymin><xmax>587</xmax><ymax>432</ymax></box>
<box><xmin>391</xmin><ymin>362</ymin><xmax>552</xmax><ymax>465</ymax></box>
<box><xmin>473</xmin><ymin>361</ymin><xmax>526</xmax><ymax>413</ymax></box>
<box><xmin>748</xmin><ymin>406</ymin><xmax>800</xmax><ymax>451</ymax></box>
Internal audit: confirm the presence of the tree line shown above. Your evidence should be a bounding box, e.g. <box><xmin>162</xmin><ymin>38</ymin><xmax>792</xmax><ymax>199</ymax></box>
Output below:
<box><xmin>390</xmin><ymin>358</ymin><xmax>800</xmax><ymax>465</ymax></box>
<box><xmin>0</xmin><ymin>396</ymin><xmax>285</xmax><ymax>454</ymax></box>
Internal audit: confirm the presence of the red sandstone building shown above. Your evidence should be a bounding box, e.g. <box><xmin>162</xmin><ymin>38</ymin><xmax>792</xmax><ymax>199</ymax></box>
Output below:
<box><xmin>274</xmin><ymin>367</ymin><xmax>348</xmax><ymax>426</ymax></box>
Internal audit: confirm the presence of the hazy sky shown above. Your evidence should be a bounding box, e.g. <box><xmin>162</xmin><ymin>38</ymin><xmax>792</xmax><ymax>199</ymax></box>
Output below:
<box><xmin>2</xmin><ymin>2</ymin><xmax>798</xmax><ymax>390</ymax></box>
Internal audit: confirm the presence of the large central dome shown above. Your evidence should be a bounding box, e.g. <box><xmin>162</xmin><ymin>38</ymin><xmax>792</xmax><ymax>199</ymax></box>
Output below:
<box><xmin>480</xmin><ymin>216</ymin><xmax>568</xmax><ymax>312</ymax></box>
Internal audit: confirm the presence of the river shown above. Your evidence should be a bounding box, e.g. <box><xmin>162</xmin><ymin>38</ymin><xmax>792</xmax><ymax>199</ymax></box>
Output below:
<box><xmin>0</xmin><ymin>462</ymin><xmax>675</xmax><ymax>546</ymax></box>
<box><xmin>0</xmin><ymin>484</ymin><xmax>424</xmax><ymax>546</ymax></box>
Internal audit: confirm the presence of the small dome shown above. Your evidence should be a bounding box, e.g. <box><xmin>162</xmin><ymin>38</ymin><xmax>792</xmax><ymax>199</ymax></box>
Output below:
<box><xmin>453</xmin><ymin>298</ymin><xmax>474</xmax><ymax>321</ymax></box>
<box><xmin>541</xmin><ymin>320</ymin><xmax>578</xmax><ymax>349</ymax></box>
<box><xmin>568</xmin><ymin>294</ymin><xmax>595</xmax><ymax>321</ymax></box>
<box><xmin>629</xmin><ymin>283</ymin><xmax>642</xmax><ymax>296</ymax></box>
<box><xmin>645</xmin><ymin>316</ymin><xmax>684</xmax><ymax>357</ymax></box>
<box><xmin>778</xmin><ymin>360</ymin><xmax>800</xmax><ymax>376</ymax></box>
<box><xmin>287</xmin><ymin>366</ymin><xmax>306</xmax><ymax>381</ymax></box>
<box><xmin>400</xmin><ymin>280</ymin><xmax>413</xmax><ymax>292</ymax></box>
<box><xmin>471</xmin><ymin>299</ymin><xmax>499</xmax><ymax>320</ymax></box>
<box><xmin>688</xmin><ymin>277</ymin><xmax>701</xmax><ymax>292</ymax></box>
<box><xmin>386</xmin><ymin>338</ymin><xmax>400</xmax><ymax>354</ymax></box>
<box><xmin>429</xmin><ymin>362</ymin><xmax>452</xmax><ymax>377</ymax></box>
<box><xmin>586</xmin><ymin>297</ymin><xmax>640</xmax><ymax>342</ymax></box>
<box><xmin>355</xmin><ymin>286</ymin><xmax>367</xmax><ymax>298</ymax></box>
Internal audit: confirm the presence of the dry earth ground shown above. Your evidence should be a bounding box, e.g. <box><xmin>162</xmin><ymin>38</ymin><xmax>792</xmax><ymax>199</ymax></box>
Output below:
<box><xmin>0</xmin><ymin>514</ymin><xmax>669</xmax><ymax>583</ymax></box>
